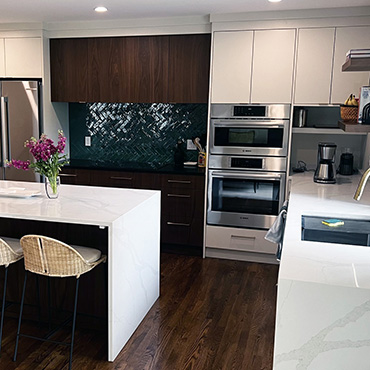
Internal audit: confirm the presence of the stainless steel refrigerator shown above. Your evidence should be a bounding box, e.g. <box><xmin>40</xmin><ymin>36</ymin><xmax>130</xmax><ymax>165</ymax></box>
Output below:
<box><xmin>0</xmin><ymin>79</ymin><xmax>42</xmax><ymax>182</ymax></box>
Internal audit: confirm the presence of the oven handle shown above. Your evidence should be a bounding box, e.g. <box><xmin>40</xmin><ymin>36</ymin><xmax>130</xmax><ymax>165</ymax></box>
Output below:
<box><xmin>211</xmin><ymin>171</ymin><xmax>284</xmax><ymax>180</ymax></box>
<box><xmin>211</xmin><ymin>120</ymin><xmax>287</xmax><ymax>128</ymax></box>
<box><xmin>213</xmin><ymin>124</ymin><xmax>285</xmax><ymax>129</ymax></box>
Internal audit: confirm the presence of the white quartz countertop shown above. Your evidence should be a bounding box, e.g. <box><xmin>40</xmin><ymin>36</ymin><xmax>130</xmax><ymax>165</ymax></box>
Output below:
<box><xmin>274</xmin><ymin>172</ymin><xmax>370</xmax><ymax>369</ymax></box>
<box><xmin>0</xmin><ymin>180</ymin><xmax>160</xmax><ymax>226</ymax></box>
<box><xmin>280</xmin><ymin>171</ymin><xmax>370</xmax><ymax>289</ymax></box>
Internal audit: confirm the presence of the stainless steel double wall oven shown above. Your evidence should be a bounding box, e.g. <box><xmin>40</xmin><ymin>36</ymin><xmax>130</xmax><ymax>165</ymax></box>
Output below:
<box><xmin>207</xmin><ymin>104</ymin><xmax>290</xmax><ymax>229</ymax></box>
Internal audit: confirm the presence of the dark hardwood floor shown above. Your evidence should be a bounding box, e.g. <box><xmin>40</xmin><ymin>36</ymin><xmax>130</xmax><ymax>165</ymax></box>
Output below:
<box><xmin>0</xmin><ymin>253</ymin><xmax>279</xmax><ymax>370</ymax></box>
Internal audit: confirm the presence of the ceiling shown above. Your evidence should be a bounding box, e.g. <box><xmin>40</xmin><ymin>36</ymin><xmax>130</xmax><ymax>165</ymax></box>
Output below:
<box><xmin>1</xmin><ymin>0</ymin><xmax>369</xmax><ymax>23</ymax></box>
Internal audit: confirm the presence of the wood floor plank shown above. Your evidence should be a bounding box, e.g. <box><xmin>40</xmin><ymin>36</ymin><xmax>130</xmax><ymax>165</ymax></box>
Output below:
<box><xmin>0</xmin><ymin>253</ymin><xmax>278</xmax><ymax>370</ymax></box>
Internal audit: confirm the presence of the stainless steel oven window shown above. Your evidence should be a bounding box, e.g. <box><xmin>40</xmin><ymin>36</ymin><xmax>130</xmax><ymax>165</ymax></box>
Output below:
<box><xmin>214</xmin><ymin>127</ymin><xmax>282</xmax><ymax>147</ymax></box>
<box><xmin>207</xmin><ymin>170</ymin><xmax>286</xmax><ymax>229</ymax></box>
<box><xmin>211</xmin><ymin>177</ymin><xmax>281</xmax><ymax>215</ymax></box>
<box><xmin>209</xmin><ymin>120</ymin><xmax>289</xmax><ymax>156</ymax></box>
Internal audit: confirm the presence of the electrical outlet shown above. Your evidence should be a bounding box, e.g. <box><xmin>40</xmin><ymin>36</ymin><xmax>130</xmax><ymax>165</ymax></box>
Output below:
<box><xmin>187</xmin><ymin>139</ymin><xmax>196</xmax><ymax>150</ymax></box>
<box><xmin>85</xmin><ymin>136</ymin><xmax>91</xmax><ymax>147</ymax></box>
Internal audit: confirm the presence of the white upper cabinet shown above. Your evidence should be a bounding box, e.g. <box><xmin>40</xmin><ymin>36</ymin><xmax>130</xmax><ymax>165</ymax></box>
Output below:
<box><xmin>294</xmin><ymin>28</ymin><xmax>335</xmax><ymax>105</ymax></box>
<box><xmin>0</xmin><ymin>39</ymin><xmax>5</xmax><ymax>76</ymax></box>
<box><xmin>4</xmin><ymin>38</ymin><xmax>42</xmax><ymax>78</ymax></box>
<box><xmin>211</xmin><ymin>31</ymin><xmax>253</xmax><ymax>103</ymax></box>
<box><xmin>251</xmin><ymin>29</ymin><xmax>296</xmax><ymax>104</ymax></box>
<box><xmin>331</xmin><ymin>26</ymin><xmax>370</xmax><ymax>105</ymax></box>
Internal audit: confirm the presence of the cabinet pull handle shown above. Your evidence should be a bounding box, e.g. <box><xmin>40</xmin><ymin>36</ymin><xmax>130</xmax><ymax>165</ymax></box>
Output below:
<box><xmin>167</xmin><ymin>180</ymin><xmax>191</xmax><ymax>184</ymax></box>
<box><xmin>167</xmin><ymin>222</ymin><xmax>190</xmax><ymax>227</ymax></box>
<box><xmin>167</xmin><ymin>194</ymin><xmax>191</xmax><ymax>198</ymax></box>
<box><xmin>231</xmin><ymin>235</ymin><xmax>256</xmax><ymax>241</ymax></box>
<box><xmin>110</xmin><ymin>176</ymin><xmax>133</xmax><ymax>180</ymax></box>
<box><xmin>59</xmin><ymin>174</ymin><xmax>77</xmax><ymax>177</ymax></box>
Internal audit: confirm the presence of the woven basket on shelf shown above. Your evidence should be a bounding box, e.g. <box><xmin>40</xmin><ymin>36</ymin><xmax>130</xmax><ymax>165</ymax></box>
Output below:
<box><xmin>340</xmin><ymin>105</ymin><xmax>359</xmax><ymax>122</ymax></box>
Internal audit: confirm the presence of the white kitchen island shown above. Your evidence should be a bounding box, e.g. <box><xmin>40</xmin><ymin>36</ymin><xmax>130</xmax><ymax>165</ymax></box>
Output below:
<box><xmin>274</xmin><ymin>172</ymin><xmax>370</xmax><ymax>370</ymax></box>
<box><xmin>0</xmin><ymin>180</ymin><xmax>161</xmax><ymax>362</ymax></box>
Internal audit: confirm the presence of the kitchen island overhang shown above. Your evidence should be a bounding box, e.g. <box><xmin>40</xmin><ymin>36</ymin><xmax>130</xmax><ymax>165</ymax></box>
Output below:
<box><xmin>0</xmin><ymin>180</ymin><xmax>161</xmax><ymax>361</ymax></box>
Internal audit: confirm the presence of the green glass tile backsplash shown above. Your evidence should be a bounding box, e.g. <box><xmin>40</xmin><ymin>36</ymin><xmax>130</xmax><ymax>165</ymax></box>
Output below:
<box><xmin>69</xmin><ymin>102</ymin><xmax>208</xmax><ymax>167</ymax></box>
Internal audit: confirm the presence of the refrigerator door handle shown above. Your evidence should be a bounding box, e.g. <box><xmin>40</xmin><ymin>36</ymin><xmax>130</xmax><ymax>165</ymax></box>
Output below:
<box><xmin>0</xmin><ymin>96</ymin><xmax>10</xmax><ymax>167</ymax></box>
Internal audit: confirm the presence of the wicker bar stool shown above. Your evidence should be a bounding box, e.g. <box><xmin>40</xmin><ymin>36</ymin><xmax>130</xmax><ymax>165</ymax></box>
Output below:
<box><xmin>0</xmin><ymin>237</ymin><xmax>23</xmax><ymax>353</ymax></box>
<box><xmin>13</xmin><ymin>235</ymin><xmax>107</xmax><ymax>370</ymax></box>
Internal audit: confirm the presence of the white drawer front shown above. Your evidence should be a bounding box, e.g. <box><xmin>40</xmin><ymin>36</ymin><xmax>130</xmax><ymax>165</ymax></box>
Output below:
<box><xmin>206</xmin><ymin>225</ymin><xmax>277</xmax><ymax>255</ymax></box>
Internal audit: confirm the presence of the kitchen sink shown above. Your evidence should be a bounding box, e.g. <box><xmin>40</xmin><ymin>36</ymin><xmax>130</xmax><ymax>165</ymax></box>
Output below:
<box><xmin>301</xmin><ymin>215</ymin><xmax>370</xmax><ymax>247</ymax></box>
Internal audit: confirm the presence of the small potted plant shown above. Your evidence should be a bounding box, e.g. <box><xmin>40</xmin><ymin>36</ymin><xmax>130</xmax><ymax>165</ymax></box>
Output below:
<box><xmin>7</xmin><ymin>130</ymin><xmax>69</xmax><ymax>198</ymax></box>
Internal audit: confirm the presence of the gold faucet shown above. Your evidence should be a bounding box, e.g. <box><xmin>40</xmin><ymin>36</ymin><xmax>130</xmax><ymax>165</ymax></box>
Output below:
<box><xmin>354</xmin><ymin>167</ymin><xmax>370</xmax><ymax>201</ymax></box>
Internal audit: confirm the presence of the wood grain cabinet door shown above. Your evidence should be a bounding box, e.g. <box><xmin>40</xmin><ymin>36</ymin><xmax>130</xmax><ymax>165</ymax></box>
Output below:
<box><xmin>50</xmin><ymin>35</ymin><xmax>210</xmax><ymax>103</ymax></box>
<box><xmin>50</xmin><ymin>38</ymin><xmax>88</xmax><ymax>102</ymax></box>
<box><xmin>87</xmin><ymin>37</ymin><xmax>125</xmax><ymax>103</ymax></box>
<box><xmin>90</xmin><ymin>170</ymin><xmax>135</xmax><ymax>188</ymax></box>
<box><xmin>123</xmin><ymin>36</ymin><xmax>169</xmax><ymax>103</ymax></box>
<box><xmin>59</xmin><ymin>168</ymin><xmax>91</xmax><ymax>185</ymax></box>
<box><xmin>161</xmin><ymin>174</ymin><xmax>205</xmax><ymax>246</ymax></box>
<box><xmin>87</xmin><ymin>36</ymin><xmax>169</xmax><ymax>103</ymax></box>
<box><xmin>168</xmin><ymin>34</ymin><xmax>211</xmax><ymax>103</ymax></box>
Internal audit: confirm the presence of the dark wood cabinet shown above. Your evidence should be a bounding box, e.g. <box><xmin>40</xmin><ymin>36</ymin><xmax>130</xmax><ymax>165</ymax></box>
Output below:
<box><xmin>61</xmin><ymin>168</ymin><xmax>205</xmax><ymax>248</ymax></box>
<box><xmin>135</xmin><ymin>171</ymin><xmax>161</xmax><ymax>190</ymax></box>
<box><xmin>87</xmin><ymin>37</ymin><xmax>123</xmax><ymax>103</ymax></box>
<box><xmin>122</xmin><ymin>36</ymin><xmax>169</xmax><ymax>103</ymax></box>
<box><xmin>87</xmin><ymin>36</ymin><xmax>169</xmax><ymax>103</ymax></box>
<box><xmin>89</xmin><ymin>169</ymin><xmax>135</xmax><ymax>188</ymax></box>
<box><xmin>168</xmin><ymin>34</ymin><xmax>211</xmax><ymax>103</ymax></box>
<box><xmin>160</xmin><ymin>174</ymin><xmax>205</xmax><ymax>247</ymax></box>
<box><xmin>50</xmin><ymin>38</ymin><xmax>88</xmax><ymax>102</ymax></box>
<box><xmin>59</xmin><ymin>168</ymin><xmax>91</xmax><ymax>185</ymax></box>
<box><xmin>50</xmin><ymin>34</ymin><xmax>210</xmax><ymax>103</ymax></box>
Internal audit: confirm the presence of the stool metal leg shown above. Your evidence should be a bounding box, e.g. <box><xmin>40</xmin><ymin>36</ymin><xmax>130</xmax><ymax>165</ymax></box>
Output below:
<box><xmin>69</xmin><ymin>278</ymin><xmax>80</xmax><ymax>370</ymax></box>
<box><xmin>36</xmin><ymin>275</ymin><xmax>41</xmax><ymax>327</ymax></box>
<box><xmin>13</xmin><ymin>270</ymin><xmax>27</xmax><ymax>362</ymax></box>
<box><xmin>0</xmin><ymin>266</ymin><xmax>9</xmax><ymax>353</ymax></box>
<box><xmin>47</xmin><ymin>278</ymin><xmax>51</xmax><ymax>330</ymax></box>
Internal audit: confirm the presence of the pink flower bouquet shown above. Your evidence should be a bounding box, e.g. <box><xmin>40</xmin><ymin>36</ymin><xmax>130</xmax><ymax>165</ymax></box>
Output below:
<box><xmin>7</xmin><ymin>131</ymin><xmax>69</xmax><ymax>195</ymax></box>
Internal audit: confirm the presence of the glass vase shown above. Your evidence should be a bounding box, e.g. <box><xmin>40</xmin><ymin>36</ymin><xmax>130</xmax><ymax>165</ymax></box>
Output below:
<box><xmin>45</xmin><ymin>176</ymin><xmax>60</xmax><ymax>199</ymax></box>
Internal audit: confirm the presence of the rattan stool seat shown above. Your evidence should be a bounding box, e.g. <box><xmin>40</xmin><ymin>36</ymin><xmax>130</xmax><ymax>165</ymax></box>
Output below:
<box><xmin>2</xmin><ymin>237</ymin><xmax>23</xmax><ymax>256</ymax></box>
<box><xmin>20</xmin><ymin>235</ymin><xmax>106</xmax><ymax>278</ymax></box>
<box><xmin>0</xmin><ymin>237</ymin><xmax>23</xmax><ymax>267</ymax></box>
<box><xmin>14</xmin><ymin>235</ymin><xmax>107</xmax><ymax>370</ymax></box>
<box><xmin>72</xmin><ymin>245</ymin><xmax>102</xmax><ymax>263</ymax></box>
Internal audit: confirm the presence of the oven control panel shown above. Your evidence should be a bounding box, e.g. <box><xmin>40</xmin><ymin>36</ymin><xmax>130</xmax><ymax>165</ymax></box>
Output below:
<box><xmin>233</xmin><ymin>106</ymin><xmax>266</xmax><ymax>117</ymax></box>
<box><xmin>208</xmin><ymin>154</ymin><xmax>287</xmax><ymax>172</ymax></box>
<box><xmin>230</xmin><ymin>157</ymin><xmax>263</xmax><ymax>169</ymax></box>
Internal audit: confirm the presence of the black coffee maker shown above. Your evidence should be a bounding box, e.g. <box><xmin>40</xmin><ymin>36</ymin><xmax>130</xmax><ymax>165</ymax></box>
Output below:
<box><xmin>314</xmin><ymin>142</ymin><xmax>337</xmax><ymax>184</ymax></box>
<box><xmin>339</xmin><ymin>149</ymin><xmax>354</xmax><ymax>175</ymax></box>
